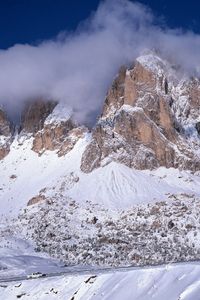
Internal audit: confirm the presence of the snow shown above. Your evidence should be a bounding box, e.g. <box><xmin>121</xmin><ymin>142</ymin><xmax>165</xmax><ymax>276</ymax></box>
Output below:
<box><xmin>2</xmin><ymin>263</ymin><xmax>200</xmax><ymax>300</ymax></box>
<box><xmin>68</xmin><ymin>161</ymin><xmax>200</xmax><ymax>209</ymax></box>
<box><xmin>0</xmin><ymin>135</ymin><xmax>10</xmax><ymax>147</ymax></box>
<box><xmin>1</xmin><ymin>131</ymin><xmax>200</xmax><ymax>279</ymax></box>
<box><xmin>0</xmin><ymin>234</ymin><xmax>66</xmax><ymax>280</ymax></box>
<box><xmin>118</xmin><ymin>104</ymin><xmax>143</xmax><ymax>115</ymax></box>
<box><xmin>136</xmin><ymin>51</ymin><xmax>181</xmax><ymax>92</ymax></box>
<box><xmin>44</xmin><ymin>103</ymin><xmax>72</xmax><ymax>126</ymax></box>
<box><xmin>1</xmin><ymin>135</ymin><xmax>200</xmax><ymax>217</ymax></box>
<box><xmin>0</xmin><ymin>135</ymin><xmax>87</xmax><ymax>218</ymax></box>
<box><xmin>136</xmin><ymin>53</ymin><xmax>167</xmax><ymax>76</ymax></box>
<box><xmin>1</xmin><ymin>52</ymin><xmax>200</xmax><ymax>299</ymax></box>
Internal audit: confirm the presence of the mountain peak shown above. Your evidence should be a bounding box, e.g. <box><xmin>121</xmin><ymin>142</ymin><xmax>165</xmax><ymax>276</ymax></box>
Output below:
<box><xmin>136</xmin><ymin>52</ymin><xmax>168</xmax><ymax>74</ymax></box>
<box><xmin>81</xmin><ymin>54</ymin><xmax>200</xmax><ymax>173</ymax></box>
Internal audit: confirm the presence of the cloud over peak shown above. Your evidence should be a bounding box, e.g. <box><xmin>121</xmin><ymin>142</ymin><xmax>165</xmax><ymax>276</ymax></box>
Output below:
<box><xmin>0</xmin><ymin>0</ymin><xmax>200</xmax><ymax>124</ymax></box>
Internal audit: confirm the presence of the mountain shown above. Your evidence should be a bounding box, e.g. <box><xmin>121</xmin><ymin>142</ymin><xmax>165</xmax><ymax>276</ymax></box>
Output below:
<box><xmin>2</xmin><ymin>52</ymin><xmax>200</xmax><ymax>172</ymax></box>
<box><xmin>81</xmin><ymin>52</ymin><xmax>200</xmax><ymax>172</ymax></box>
<box><xmin>1</xmin><ymin>51</ymin><xmax>200</xmax><ymax>269</ymax></box>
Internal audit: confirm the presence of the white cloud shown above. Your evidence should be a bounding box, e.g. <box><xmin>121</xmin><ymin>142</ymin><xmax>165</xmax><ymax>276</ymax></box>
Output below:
<box><xmin>0</xmin><ymin>0</ymin><xmax>200</xmax><ymax>124</ymax></box>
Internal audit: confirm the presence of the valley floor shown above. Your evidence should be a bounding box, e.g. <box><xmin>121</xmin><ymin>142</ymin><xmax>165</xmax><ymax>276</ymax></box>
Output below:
<box><xmin>1</xmin><ymin>262</ymin><xmax>200</xmax><ymax>300</ymax></box>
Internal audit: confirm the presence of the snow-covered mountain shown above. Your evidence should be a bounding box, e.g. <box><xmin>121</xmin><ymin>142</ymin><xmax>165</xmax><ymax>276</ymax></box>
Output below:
<box><xmin>1</xmin><ymin>51</ymin><xmax>200</xmax><ymax>275</ymax></box>
<box><xmin>82</xmin><ymin>52</ymin><xmax>200</xmax><ymax>173</ymax></box>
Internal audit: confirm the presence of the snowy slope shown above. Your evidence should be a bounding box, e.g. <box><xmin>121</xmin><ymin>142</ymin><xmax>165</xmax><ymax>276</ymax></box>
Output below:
<box><xmin>44</xmin><ymin>103</ymin><xmax>73</xmax><ymax>126</ymax></box>
<box><xmin>0</xmin><ymin>235</ymin><xmax>65</xmax><ymax>278</ymax></box>
<box><xmin>0</xmin><ymin>136</ymin><xmax>87</xmax><ymax>217</ymax></box>
<box><xmin>1</xmin><ymin>128</ymin><xmax>200</xmax><ymax>274</ymax></box>
<box><xmin>1</xmin><ymin>135</ymin><xmax>200</xmax><ymax>217</ymax></box>
<box><xmin>68</xmin><ymin>161</ymin><xmax>200</xmax><ymax>208</ymax></box>
<box><xmin>1</xmin><ymin>51</ymin><xmax>200</xmax><ymax>299</ymax></box>
<box><xmin>1</xmin><ymin>263</ymin><xmax>200</xmax><ymax>300</ymax></box>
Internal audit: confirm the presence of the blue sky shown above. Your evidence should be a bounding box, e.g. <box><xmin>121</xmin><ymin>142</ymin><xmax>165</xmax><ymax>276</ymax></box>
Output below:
<box><xmin>1</xmin><ymin>0</ymin><xmax>200</xmax><ymax>49</ymax></box>
<box><xmin>1</xmin><ymin>0</ymin><xmax>200</xmax><ymax>124</ymax></box>
<box><xmin>0</xmin><ymin>0</ymin><xmax>100</xmax><ymax>49</ymax></box>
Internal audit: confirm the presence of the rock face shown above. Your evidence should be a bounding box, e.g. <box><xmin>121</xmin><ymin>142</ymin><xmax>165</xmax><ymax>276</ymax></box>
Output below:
<box><xmin>20</xmin><ymin>100</ymin><xmax>57</xmax><ymax>133</ymax></box>
<box><xmin>81</xmin><ymin>53</ymin><xmax>200</xmax><ymax>172</ymax></box>
<box><xmin>32</xmin><ymin>103</ymin><xmax>86</xmax><ymax>156</ymax></box>
<box><xmin>0</xmin><ymin>109</ymin><xmax>11</xmax><ymax>136</ymax></box>
<box><xmin>0</xmin><ymin>108</ymin><xmax>12</xmax><ymax>159</ymax></box>
<box><xmin>20</xmin><ymin>100</ymin><xmax>86</xmax><ymax>156</ymax></box>
<box><xmin>0</xmin><ymin>100</ymin><xmax>86</xmax><ymax>160</ymax></box>
<box><xmin>1</xmin><ymin>51</ymin><xmax>200</xmax><ymax>171</ymax></box>
<box><xmin>32</xmin><ymin>121</ymin><xmax>86</xmax><ymax>156</ymax></box>
<box><xmin>27</xmin><ymin>194</ymin><xmax>46</xmax><ymax>206</ymax></box>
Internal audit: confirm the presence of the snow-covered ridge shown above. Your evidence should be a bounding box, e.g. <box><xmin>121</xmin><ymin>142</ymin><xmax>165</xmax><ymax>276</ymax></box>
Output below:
<box><xmin>136</xmin><ymin>52</ymin><xmax>168</xmax><ymax>75</ymax></box>
<box><xmin>44</xmin><ymin>103</ymin><xmax>73</xmax><ymax>126</ymax></box>
<box><xmin>136</xmin><ymin>51</ymin><xmax>182</xmax><ymax>90</ymax></box>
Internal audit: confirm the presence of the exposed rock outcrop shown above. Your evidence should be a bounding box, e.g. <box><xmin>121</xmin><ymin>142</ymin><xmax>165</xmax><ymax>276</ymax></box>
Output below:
<box><xmin>81</xmin><ymin>53</ymin><xmax>200</xmax><ymax>173</ymax></box>
<box><xmin>27</xmin><ymin>194</ymin><xmax>46</xmax><ymax>206</ymax></box>
<box><xmin>0</xmin><ymin>99</ymin><xmax>87</xmax><ymax>160</ymax></box>
<box><xmin>0</xmin><ymin>108</ymin><xmax>12</xmax><ymax>159</ymax></box>
<box><xmin>1</xmin><ymin>52</ymin><xmax>200</xmax><ymax>171</ymax></box>
<box><xmin>32</xmin><ymin>121</ymin><xmax>86</xmax><ymax>156</ymax></box>
<box><xmin>31</xmin><ymin>103</ymin><xmax>87</xmax><ymax>156</ymax></box>
<box><xmin>20</xmin><ymin>100</ymin><xmax>57</xmax><ymax>133</ymax></box>
<box><xmin>172</xmin><ymin>77</ymin><xmax>200</xmax><ymax>127</ymax></box>
<box><xmin>0</xmin><ymin>109</ymin><xmax>12</xmax><ymax>136</ymax></box>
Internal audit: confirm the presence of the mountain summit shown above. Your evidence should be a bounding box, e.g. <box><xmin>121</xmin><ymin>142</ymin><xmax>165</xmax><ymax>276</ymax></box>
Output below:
<box><xmin>82</xmin><ymin>52</ymin><xmax>200</xmax><ymax>172</ymax></box>
<box><xmin>1</xmin><ymin>52</ymin><xmax>200</xmax><ymax>173</ymax></box>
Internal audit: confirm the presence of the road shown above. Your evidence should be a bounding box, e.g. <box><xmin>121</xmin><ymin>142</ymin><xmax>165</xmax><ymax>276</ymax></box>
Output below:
<box><xmin>0</xmin><ymin>260</ymin><xmax>200</xmax><ymax>284</ymax></box>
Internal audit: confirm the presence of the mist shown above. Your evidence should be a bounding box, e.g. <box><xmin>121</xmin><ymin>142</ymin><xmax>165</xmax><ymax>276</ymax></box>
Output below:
<box><xmin>1</xmin><ymin>0</ymin><xmax>200</xmax><ymax>124</ymax></box>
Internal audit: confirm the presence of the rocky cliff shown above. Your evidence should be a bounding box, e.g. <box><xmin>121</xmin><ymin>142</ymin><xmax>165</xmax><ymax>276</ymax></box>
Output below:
<box><xmin>22</xmin><ymin>101</ymin><xmax>87</xmax><ymax>156</ymax></box>
<box><xmin>1</xmin><ymin>52</ymin><xmax>200</xmax><ymax>173</ymax></box>
<box><xmin>0</xmin><ymin>100</ymin><xmax>86</xmax><ymax>158</ymax></box>
<box><xmin>20</xmin><ymin>100</ymin><xmax>57</xmax><ymax>134</ymax></box>
<box><xmin>0</xmin><ymin>108</ymin><xmax>12</xmax><ymax>159</ymax></box>
<box><xmin>81</xmin><ymin>53</ymin><xmax>200</xmax><ymax>172</ymax></box>
<box><xmin>32</xmin><ymin>103</ymin><xmax>86</xmax><ymax>156</ymax></box>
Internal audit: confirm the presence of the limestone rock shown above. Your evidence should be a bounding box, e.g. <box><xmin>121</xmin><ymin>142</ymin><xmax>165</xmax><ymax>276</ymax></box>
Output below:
<box><xmin>27</xmin><ymin>194</ymin><xmax>46</xmax><ymax>206</ymax></box>
<box><xmin>0</xmin><ymin>109</ymin><xmax>12</xmax><ymax>136</ymax></box>
<box><xmin>81</xmin><ymin>53</ymin><xmax>200</xmax><ymax>173</ymax></box>
<box><xmin>102</xmin><ymin>66</ymin><xmax>126</xmax><ymax>117</ymax></box>
<box><xmin>32</xmin><ymin>103</ymin><xmax>87</xmax><ymax>156</ymax></box>
<box><xmin>20</xmin><ymin>100</ymin><xmax>57</xmax><ymax>133</ymax></box>
<box><xmin>0</xmin><ymin>108</ymin><xmax>12</xmax><ymax>160</ymax></box>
